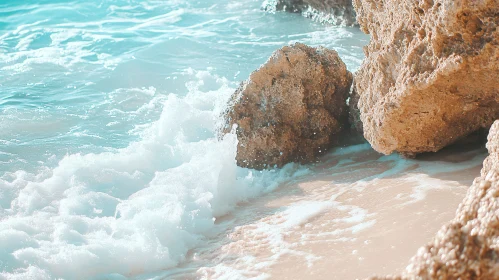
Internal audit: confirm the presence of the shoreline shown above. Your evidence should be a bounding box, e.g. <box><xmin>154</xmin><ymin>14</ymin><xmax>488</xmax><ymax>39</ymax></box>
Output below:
<box><xmin>160</xmin><ymin>142</ymin><xmax>486</xmax><ymax>279</ymax></box>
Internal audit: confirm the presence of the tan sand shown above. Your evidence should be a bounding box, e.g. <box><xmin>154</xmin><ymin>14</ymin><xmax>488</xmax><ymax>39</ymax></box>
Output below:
<box><xmin>166</xmin><ymin>143</ymin><xmax>486</xmax><ymax>280</ymax></box>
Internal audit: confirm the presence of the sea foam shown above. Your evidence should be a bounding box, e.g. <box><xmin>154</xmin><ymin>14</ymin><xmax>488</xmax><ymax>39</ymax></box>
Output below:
<box><xmin>0</xmin><ymin>70</ymin><xmax>307</xmax><ymax>279</ymax></box>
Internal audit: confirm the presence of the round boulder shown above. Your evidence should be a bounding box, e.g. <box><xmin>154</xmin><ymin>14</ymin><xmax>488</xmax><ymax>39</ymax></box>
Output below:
<box><xmin>222</xmin><ymin>42</ymin><xmax>352</xmax><ymax>169</ymax></box>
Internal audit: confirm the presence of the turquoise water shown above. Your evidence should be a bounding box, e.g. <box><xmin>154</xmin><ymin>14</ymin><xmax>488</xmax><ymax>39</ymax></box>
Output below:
<box><xmin>0</xmin><ymin>1</ymin><xmax>368</xmax><ymax>279</ymax></box>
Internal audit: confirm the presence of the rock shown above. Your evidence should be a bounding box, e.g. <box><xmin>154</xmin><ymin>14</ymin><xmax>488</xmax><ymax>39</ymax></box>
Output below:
<box><xmin>348</xmin><ymin>81</ymin><xmax>363</xmax><ymax>136</ymax></box>
<box><xmin>372</xmin><ymin>120</ymin><xmax>499</xmax><ymax>279</ymax></box>
<box><xmin>222</xmin><ymin>43</ymin><xmax>352</xmax><ymax>170</ymax></box>
<box><xmin>353</xmin><ymin>0</ymin><xmax>499</xmax><ymax>156</ymax></box>
<box><xmin>263</xmin><ymin>0</ymin><xmax>357</xmax><ymax>26</ymax></box>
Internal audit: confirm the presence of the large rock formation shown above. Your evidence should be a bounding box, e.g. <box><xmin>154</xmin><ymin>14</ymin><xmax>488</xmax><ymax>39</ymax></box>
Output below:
<box><xmin>372</xmin><ymin>120</ymin><xmax>499</xmax><ymax>279</ymax></box>
<box><xmin>222</xmin><ymin>43</ymin><xmax>352</xmax><ymax>170</ymax></box>
<box><xmin>263</xmin><ymin>0</ymin><xmax>357</xmax><ymax>26</ymax></box>
<box><xmin>353</xmin><ymin>0</ymin><xmax>499</xmax><ymax>156</ymax></box>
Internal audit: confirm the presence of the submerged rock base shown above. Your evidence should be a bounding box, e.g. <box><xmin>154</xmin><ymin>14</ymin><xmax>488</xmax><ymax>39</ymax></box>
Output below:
<box><xmin>263</xmin><ymin>0</ymin><xmax>357</xmax><ymax>26</ymax></box>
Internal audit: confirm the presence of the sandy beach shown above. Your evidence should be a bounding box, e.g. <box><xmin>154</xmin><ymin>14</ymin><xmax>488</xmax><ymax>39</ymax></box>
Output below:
<box><xmin>161</xmin><ymin>142</ymin><xmax>486</xmax><ymax>280</ymax></box>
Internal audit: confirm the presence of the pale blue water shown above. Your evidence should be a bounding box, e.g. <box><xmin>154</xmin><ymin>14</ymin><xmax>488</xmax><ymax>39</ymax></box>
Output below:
<box><xmin>0</xmin><ymin>1</ymin><xmax>368</xmax><ymax>279</ymax></box>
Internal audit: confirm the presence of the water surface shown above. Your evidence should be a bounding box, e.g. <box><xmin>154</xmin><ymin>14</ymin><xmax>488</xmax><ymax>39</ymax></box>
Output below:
<box><xmin>0</xmin><ymin>1</ymin><xmax>368</xmax><ymax>279</ymax></box>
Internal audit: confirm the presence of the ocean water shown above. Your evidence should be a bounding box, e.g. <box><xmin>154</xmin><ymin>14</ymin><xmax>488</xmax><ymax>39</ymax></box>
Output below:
<box><xmin>0</xmin><ymin>0</ymin><xmax>368</xmax><ymax>279</ymax></box>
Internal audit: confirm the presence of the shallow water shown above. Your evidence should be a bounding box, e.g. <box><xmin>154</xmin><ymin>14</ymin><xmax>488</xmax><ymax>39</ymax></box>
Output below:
<box><xmin>0</xmin><ymin>1</ymin><xmax>369</xmax><ymax>279</ymax></box>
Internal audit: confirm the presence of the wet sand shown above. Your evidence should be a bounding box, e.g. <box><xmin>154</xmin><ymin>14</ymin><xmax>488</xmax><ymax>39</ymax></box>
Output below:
<box><xmin>160</xmin><ymin>143</ymin><xmax>486</xmax><ymax>280</ymax></box>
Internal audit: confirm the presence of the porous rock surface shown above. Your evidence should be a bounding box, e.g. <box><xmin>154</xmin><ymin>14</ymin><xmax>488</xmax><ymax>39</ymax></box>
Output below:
<box><xmin>371</xmin><ymin>120</ymin><xmax>499</xmax><ymax>279</ymax></box>
<box><xmin>222</xmin><ymin>43</ymin><xmax>352</xmax><ymax>170</ymax></box>
<box><xmin>353</xmin><ymin>0</ymin><xmax>499</xmax><ymax>156</ymax></box>
<box><xmin>264</xmin><ymin>0</ymin><xmax>357</xmax><ymax>26</ymax></box>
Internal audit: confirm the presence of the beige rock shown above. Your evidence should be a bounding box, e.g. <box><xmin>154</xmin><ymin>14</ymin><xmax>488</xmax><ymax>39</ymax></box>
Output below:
<box><xmin>371</xmin><ymin>120</ymin><xmax>499</xmax><ymax>279</ymax></box>
<box><xmin>353</xmin><ymin>0</ymin><xmax>499</xmax><ymax>156</ymax></box>
<box><xmin>222</xmin><ymin>43</ymin><xmax>352</xmax><ymax>170</ymax></box>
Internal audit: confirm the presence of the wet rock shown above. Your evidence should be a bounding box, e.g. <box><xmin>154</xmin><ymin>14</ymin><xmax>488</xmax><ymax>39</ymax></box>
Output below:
<box><xmin>372</xmin><ymin>121</ymin><xmax>499</xmax><ymax>279</ymax></box>
<box><xmin>353</xmin><ymin>0</ymin><xmax>499</xmax><ymax>156</ymax></box>
<box><xmin>263</xmin><ymin>0</ymin><xmax>357</xmax><ymax>26</ymax></box>
<box><xmin>222</xmin><ymin>43</ymin><xmax>352</xmax><ymax>170</ymax></box>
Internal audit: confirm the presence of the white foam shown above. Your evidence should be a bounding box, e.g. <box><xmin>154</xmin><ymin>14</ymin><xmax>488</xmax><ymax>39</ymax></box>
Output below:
<box><xmin>0</xmin><ymin>70</ymin><xmax>307</xmax><ymax>279</ymax></box>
